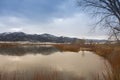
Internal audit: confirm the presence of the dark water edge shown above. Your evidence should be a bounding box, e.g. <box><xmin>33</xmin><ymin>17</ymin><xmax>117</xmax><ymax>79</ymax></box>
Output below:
<box><xmin>0</xmin><ymin>45</ymin><xmax>59</xmax><ymax>56</ymax></box>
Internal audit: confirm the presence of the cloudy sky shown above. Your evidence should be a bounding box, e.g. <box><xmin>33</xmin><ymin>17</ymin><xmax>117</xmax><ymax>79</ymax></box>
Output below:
<box><xmin>0</xmin><ymin>0</ymin><xmax>107</xmax><ymax>39</ymax></box>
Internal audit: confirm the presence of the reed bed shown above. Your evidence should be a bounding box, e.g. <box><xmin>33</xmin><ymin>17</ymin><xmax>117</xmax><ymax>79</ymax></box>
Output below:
<box><xmin>53</xmin><ymin>44</ymin><xmax>81</xmax><ymax>52</ymax></box>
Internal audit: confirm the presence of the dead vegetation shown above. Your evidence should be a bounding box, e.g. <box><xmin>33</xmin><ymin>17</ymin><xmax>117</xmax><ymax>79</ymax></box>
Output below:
<box><xmin>53</xmin><ymin>44</ymin><xmax>80</xmax><ymax>52</ymax></box>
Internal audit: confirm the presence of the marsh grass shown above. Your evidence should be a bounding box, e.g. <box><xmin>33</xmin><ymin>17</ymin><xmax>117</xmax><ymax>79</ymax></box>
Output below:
<box><xmin>54</xmin><ymin>44</ymin><xmax>80</xmax><ymax>52</ymax></box>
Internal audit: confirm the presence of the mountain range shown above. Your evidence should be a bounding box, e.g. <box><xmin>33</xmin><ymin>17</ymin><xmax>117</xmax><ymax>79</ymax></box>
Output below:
<box><xmin>0</xmin><ymin>32</ymin><xmax>78</xmax><ymax>43</ymax></box>
<box><xmin>0</xmin><ymin>32</ymin><xmax>106</xmax><ymax>43</ymax></box>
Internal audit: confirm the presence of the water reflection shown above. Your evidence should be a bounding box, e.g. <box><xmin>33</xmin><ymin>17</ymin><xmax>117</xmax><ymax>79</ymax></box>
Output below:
<box><xmin>0</xmin><ymin>50</ymin><xmax>111</xmax><ymax>80</ymax></box>
<box><xmin>0</xmin><ymin>45</ymin><xmax>59</xmax><ymax>56</ymax></box>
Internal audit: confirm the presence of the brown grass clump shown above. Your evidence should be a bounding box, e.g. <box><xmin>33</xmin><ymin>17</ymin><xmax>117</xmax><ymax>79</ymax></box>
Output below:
<box><xmin>53</xmin><ymin>44</ymin><xmax>80</xmax><ymax>52</ymax></box>
<box><xmin>93</xmin><ymin>44</ymin><xmax>120</xmax><ymax>66</ymax></box>
<box><xmin>90</xmin><ymin>44</ymin><xmax>114</xmax><ymax>57</ymax></box>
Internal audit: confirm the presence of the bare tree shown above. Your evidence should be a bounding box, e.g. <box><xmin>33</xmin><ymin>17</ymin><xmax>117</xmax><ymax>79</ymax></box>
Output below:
<box><xmin>77</xmin><ymin>0</ymin><xmax>120</xmax><ymax>42</ymax></box>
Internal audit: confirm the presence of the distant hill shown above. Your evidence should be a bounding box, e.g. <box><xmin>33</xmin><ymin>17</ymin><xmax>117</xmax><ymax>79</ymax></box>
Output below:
<box><xmin>0</xmin><ymin>32</ymin><xmax>106</xmax><ymax>43</ymax></box>
<box><xmin>0</xmin><ymin>32</ymin><xmax>77</xmax><ymax>43</ymax></box>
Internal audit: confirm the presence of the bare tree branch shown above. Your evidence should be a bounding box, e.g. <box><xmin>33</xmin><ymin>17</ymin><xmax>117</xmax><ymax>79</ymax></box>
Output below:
<box><xmin>77</xmin><ymin>0</ymin><xmax>120</xmax><ymax>42</ymax></box>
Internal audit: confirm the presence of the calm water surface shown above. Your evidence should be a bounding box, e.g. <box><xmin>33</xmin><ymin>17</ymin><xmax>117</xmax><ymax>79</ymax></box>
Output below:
<box><xmin>0</xmin><ymin>45</ymin><xmax>111</xmax><ymax>80</ymax></box>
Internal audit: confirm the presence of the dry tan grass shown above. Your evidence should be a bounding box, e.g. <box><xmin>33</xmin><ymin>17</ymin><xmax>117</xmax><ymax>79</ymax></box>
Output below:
<box><xmin>53</xmin><ymin>44</ymin><xmax>81</xmax><ymax>52</ymax></box>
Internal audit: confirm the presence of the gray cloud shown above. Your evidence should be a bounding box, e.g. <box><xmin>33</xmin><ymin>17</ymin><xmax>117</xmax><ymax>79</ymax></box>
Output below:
<box><xmin>0</xmin><ymin>0</ymin><xmax>107</xmax><ymax>39</ymax></box>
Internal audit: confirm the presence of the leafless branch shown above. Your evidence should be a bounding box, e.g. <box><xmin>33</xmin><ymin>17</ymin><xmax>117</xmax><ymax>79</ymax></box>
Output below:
<box><xmin>77</xmin><ymin>0</ymin><xmax>120</xmax><ymax>42</ymax></box>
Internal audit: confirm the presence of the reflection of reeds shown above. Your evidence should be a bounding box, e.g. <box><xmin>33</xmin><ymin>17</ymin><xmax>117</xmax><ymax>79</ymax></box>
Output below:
<box><xmin>0</xmin><ymin>43</ymin><xmax>19</xmax><ymax>48</ymax></box>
